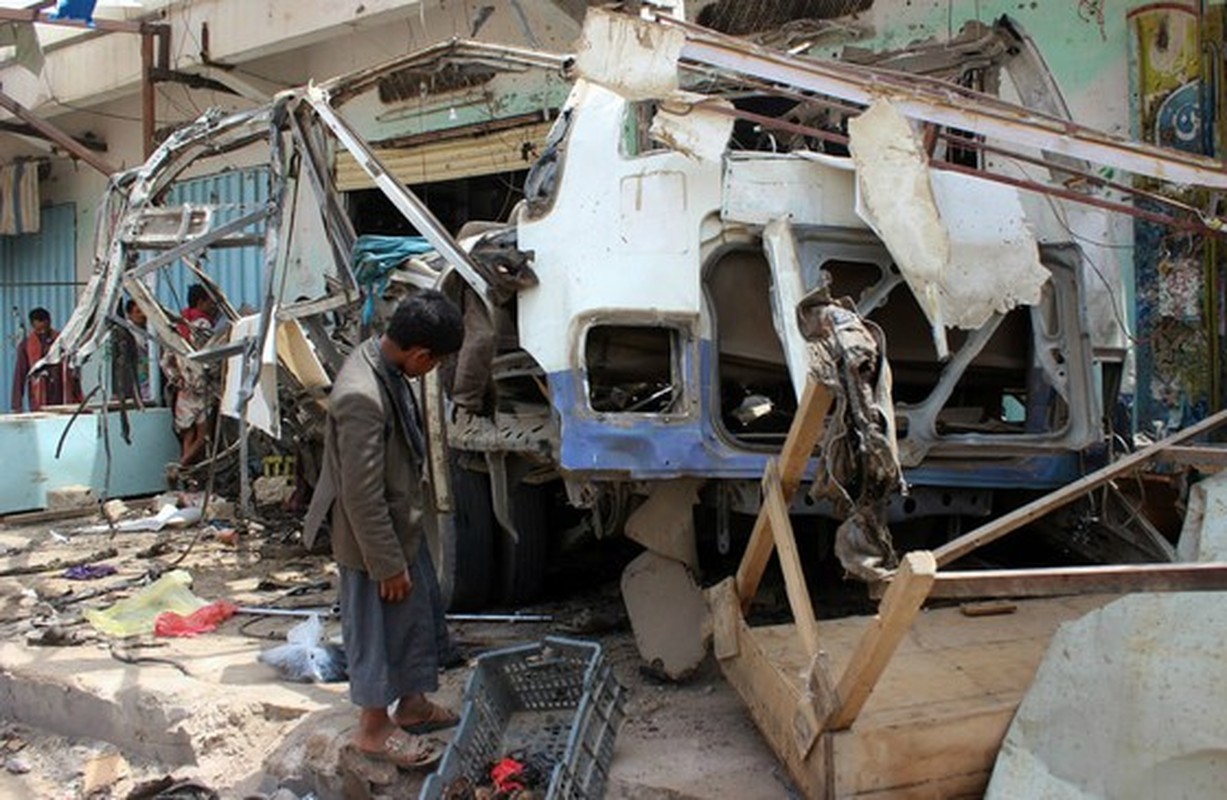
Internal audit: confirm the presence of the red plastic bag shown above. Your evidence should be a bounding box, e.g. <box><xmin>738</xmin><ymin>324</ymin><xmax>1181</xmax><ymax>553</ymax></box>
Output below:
<box><xmin>491</xmin><ymin>758</ymin><xmax>527</xmax><ymax>793</ymax></box>
<box><xmin>155</xmin><ymin>600</ymin><xmax>238</xmax><ymax>637</ymax></box>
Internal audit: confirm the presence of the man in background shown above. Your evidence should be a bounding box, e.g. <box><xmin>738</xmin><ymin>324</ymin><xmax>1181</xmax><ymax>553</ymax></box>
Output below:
<box><xmin>11</xmin><ymin>307</ymin><xmax>80</xmax><ymax>412</ymax></box>
<box><xmin>112</xmin><ymin>298</ymin><xmax>153</xmax><ymax>404</ymax></box>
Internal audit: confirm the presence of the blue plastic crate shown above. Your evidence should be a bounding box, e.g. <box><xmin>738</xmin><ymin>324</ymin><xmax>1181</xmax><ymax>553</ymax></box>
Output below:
<box><xmin>420</xmin><ymin>636</ymin><xmax>626</xmax><ymax>800</ymax></box>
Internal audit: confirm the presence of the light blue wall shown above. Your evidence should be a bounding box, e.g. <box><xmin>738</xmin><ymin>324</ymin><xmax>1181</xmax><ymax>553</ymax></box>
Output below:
<box><xmin>0</xmin><ymin>204</ymin><xmax>79</xmax><ymax>413</ymax></box>
<box><xmin>0</xmin><ymin>408</ymin><xmax>180</xmax><ymax>513</ymax></box>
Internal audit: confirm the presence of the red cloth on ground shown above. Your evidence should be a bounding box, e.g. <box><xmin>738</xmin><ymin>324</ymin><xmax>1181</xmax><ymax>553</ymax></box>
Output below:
<box><xmin>155</xmin><ymin>600</ymin><xmax>238</xmax><ymax>637</ymax></box>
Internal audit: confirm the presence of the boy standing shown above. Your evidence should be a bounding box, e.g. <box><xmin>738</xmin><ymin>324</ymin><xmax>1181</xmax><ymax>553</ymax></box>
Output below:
<box><xmin>319</xmin><ymin>290</ymin><xmax>464</xmax><ymax>768</ymax></box>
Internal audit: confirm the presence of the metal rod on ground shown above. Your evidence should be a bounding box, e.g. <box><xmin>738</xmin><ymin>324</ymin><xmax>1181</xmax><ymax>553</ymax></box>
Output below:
<box><xmin>235</xmin><ymin>606</ymin><xmax>337</xmax><ymax>617</ymax></box>
<box><xmin>445</xmin><ymin>613</ymin><xmax>554</xmax><ymax>622</ymax></box>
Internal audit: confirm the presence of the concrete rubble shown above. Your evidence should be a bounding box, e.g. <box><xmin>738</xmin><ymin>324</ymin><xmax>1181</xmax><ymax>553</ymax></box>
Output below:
<box><xmin>0</xmin><ymin>506</ymin><xmax>785</xmax><ymax>799</ymax></box>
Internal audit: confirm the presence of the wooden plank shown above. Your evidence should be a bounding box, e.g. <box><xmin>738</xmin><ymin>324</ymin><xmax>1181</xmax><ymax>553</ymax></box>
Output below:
<box><xmin>933</xmin><ymin>407</ymin><xmax>1227</xmax><ymax>567</ymax></box>
<box><xmin>778</xmin><ymin>379</ymin><xmax>833</xmax><ymax>493</ymax></box>
<box><xmin>716</xmin><ymin>620</ymin><xmax>831</xmax><ymax>799</ymax></box>
<box><xmin>927</xmin><ymin>562</ymin><xmax>1227</xmax><ymax>599</ymax></box>
<box><xmin>826</xmin><ymin>551</ymin><xmax>937</xmax><ymax>731</ymax></box>
<box><xmin>763</xmin><ymin>461</ymin><xmax>821</xmax><ymax>658</ymax></box>
<box><xmin>1155</xmin><ymin>445</ymin><xmax>1227</xmax><ymax>469</ymax></box>
<box><xmin>831</xmin><ymin>700</ymin><xmax>1011</xmax><ymax>798</ymax></box>
<box><xmin>735</xmin><ymin>378</ymin><xmax>832</xmax><ymax>610</ymax></box>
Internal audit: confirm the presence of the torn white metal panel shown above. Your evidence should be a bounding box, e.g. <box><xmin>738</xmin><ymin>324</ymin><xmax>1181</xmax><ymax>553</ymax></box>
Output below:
<box><xmin>648</xmin><ymin>93</ymin><xmax>734</xmax><ymax>162</ymax></box>
<box><xmin>850</xmin><ymin>100</ymin><xmax>1050</xmax><ymax>350</ymax></box>
<box><xmin>722</xmin><ymin>152</ymin><xmax>863</xmax><ymax>229</ymax></box>
<box><xmin>848</xmin><ymin>100</ymin><xmax>950</xmax><ymax>355</ymax></box>
<box><xmin>517</xmin><ymin>80</ymin><xmax>723</xmax><ymax>374</ymax></box>
<box><xmin>929</xmin><ymin>168</ymin><xmax>1050</xmax><ymax>330</ymax></box>
<box><xmin>221</xmin><ymin>313</ymin><xmax>280</xmax><ymax>440</ymax></box>
<box><xmin>575</xmin><ymin>8</ymin><xmax>685</xmax><ymax>100</ymax></box>
<box><xmin>986</xmin><ymin>593</ymin><xmax>1227</xmax><ymax>800</ymax></box>
<box><xmin>761</xmin><ymin>217</ymin><xmax>812</xmax><ymax>400</ymax></box>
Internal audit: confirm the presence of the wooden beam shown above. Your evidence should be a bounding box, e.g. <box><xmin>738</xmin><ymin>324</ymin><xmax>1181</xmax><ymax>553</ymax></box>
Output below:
<box><xmin>763</xmin><ymin>460</ymin><xmax>821</xmax><ymax>658</ymax></box>
<box><xmin>933</xmin><ymin>407</ymin><xmax>1227</xmax><ymax>567</ymax></box>
<box><xmin>1155</xmin><ymin>445</ymin><xmax>1227</xmax><ymax>469</ymax></box>
<box><xmin>708</xmin><ymin>577</ymin><xmax>741</xmax><ymax>661</ymax></box>
<box><xmin>0</xmin><ymin>88</ymin><xmax>116</xmax><ymax>176</ymax></box>
<box><xmin>826</xmin><ymin>551</ymin><xmax>936</xmax><ymax>731</ymax></box>
<box><xmin>926</xmin><ymin>562</ymin><xmax>1227</xmax><ymax>600</ymax></box>
<box><xmin>778</xmin><ymin>379</ymin><xmax>833</xmax><ymax>493</ymax></box>
<box><xmin>0</xmin><ymin>6</ymin><xmax>148</xmax><ymax>34</ymax></box>
<box><xmin>0</xmin><ymin>121</ymin><xmax>106</xmax><ymax>151</ymax></box>
<box><xmin>735</xmin><ymin>378</ymin><xmax>832</xmax><ymax>611</ymax></box>
<box><xmin>141</xmin><ymin>31</ymin><xmax>155</xmax><ymax>159</ymax></box>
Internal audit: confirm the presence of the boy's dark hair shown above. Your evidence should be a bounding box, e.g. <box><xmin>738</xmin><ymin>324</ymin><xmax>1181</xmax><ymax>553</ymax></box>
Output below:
<box><xmin>386</xmin><ymin>290</ymin><xmax>464</xmax><ymax>355</ymax></box>
<box><xmin>187</xmin><ymin>284</ymin><xmax>210</xmax><ymax>309</ymax></box>
<box><xmin>29</xmin><ymin>307</ymin><xmax>50</xmax><ymax>324</ymax></box>
<box><xmin>125</xmin><ymin>298</ymin><xmax>139</xmax><ymax>314</ymax></box>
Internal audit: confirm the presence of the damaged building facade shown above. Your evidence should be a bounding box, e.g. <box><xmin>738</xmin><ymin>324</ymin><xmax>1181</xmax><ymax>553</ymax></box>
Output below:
<box><xmin>0</xmin><ymin>0</ymin><xmax>1225</xmax><ymax>605</ymax></box>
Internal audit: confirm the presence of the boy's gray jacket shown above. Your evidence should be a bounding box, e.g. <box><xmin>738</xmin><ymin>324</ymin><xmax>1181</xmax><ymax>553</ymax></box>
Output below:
<box><xmin>305</xmin><ymin>339</ymin><xmax>430</xmax><ymax>581</ymax></box>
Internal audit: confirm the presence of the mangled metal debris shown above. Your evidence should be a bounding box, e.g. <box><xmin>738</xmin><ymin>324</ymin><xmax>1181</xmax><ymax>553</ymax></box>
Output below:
<box><xmin>35</xmin><ymin>8</ymin><xmax>1227</xmax><ymax>609</ymax></box>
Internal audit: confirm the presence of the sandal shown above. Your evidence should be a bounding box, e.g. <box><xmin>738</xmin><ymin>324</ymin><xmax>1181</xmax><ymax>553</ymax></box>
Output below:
<box><xmin>354</xmin><ymin>730</ymin><xmax>443</xmax><ymax>770</ymax></box>
<box><xmin>396</xmin><ymin>700</ymin><xmax>461</xmax><ymax>734</ymax></box>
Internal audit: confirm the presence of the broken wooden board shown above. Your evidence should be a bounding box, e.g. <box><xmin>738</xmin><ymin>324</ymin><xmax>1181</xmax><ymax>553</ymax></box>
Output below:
<box><xmin>713</xmin><ymin>593</ymin><xmax>1113</xmax><ymax>798</ymax></box>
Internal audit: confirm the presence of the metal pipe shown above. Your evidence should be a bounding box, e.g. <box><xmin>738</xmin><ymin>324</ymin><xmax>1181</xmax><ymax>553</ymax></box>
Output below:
<box><xmin>445</xmin><ymin>613</ymin><xmax>554</xmax><ymax>622</ymax></box>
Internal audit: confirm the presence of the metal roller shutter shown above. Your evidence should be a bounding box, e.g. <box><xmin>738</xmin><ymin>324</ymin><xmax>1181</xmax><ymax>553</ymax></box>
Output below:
<box><xmin>335</xmin><ymin>122</ymin><xmax>552</xmax><ymax>191</ymax></box>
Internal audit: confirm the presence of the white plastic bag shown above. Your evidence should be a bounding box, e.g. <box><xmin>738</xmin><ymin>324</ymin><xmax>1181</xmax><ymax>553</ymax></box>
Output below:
<box><xmin>257</xmin><ymin>614</ymin><xmax>347</xmax><ymax>683</ymax></box>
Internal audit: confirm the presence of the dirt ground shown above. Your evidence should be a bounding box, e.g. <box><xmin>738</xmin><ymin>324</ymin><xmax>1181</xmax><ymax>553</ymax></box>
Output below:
<box><xmin>0</xmin><ymin>497</ymin><xmax>789</xmax><ymax>800</ymax></box>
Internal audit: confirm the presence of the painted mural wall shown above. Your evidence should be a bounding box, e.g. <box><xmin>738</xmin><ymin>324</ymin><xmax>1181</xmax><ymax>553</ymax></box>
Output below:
<box><xmin>1129</xmin><ymin>3</ymin><xmax>1218</xmax><ymax>434</ymax></box>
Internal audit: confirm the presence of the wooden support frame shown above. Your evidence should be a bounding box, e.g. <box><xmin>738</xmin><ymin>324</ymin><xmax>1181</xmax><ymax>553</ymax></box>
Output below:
<box><xmin>825</xmin><ymin>551</ymin><xmax>936</xmax><ymax>730</ymax></box>
<box><xmin>926</xmin><ymin>562</ymin><xmax>1227</xmax><ymax>599</ymax></box>
<box><xmin>763</xmin><ymin>459</ymin><xmax>821</xmax><ymax>657</ymax></box>
<box><xmin>712</xmin><ymin>323</ymin><xmax>1227</xmax><ymax>797</ymax></box>
<box><xmin>933</xmin><ymin>407</ymin><xmax>1227</xmax><ymax>567</ymax></box>
<box><xmin>736</xmin><ymin>378</ymin><xmax>832</xmax><ymax>612</ymax></box>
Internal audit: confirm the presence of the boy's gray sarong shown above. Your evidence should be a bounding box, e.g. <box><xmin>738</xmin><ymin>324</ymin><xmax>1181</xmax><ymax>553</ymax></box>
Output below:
<box><xmin>339</xmin><ymin>545</ymin><xmax>441</xmax><ymax>708</ymax></box>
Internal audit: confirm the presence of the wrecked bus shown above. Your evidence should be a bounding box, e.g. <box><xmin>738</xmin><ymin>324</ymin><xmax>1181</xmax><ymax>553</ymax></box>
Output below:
<box><xmin>440</xmin><ymin>96</ymin><xmax>1100</xmax><ymax>608</ymax></box>
<box><xmin>52</xmin><ymin>10</ymin><xmax>1222</xmax><ymax>614</ymax></box>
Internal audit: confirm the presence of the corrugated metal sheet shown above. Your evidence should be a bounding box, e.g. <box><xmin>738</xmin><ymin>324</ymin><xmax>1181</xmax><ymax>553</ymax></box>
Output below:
<box><xmin>154</xmin><ymin>167</ymin><xmax>269</xmax><ymax>314</ymax></box>
<box><xmin>0</xmin><ymin>203</ymin><xmax>79</xmax><ymax>412</ymax></box>
<box><xmin>335</xmin><ymin>122</ymin><xmax>551</xmax><ymax>191</ymax></box>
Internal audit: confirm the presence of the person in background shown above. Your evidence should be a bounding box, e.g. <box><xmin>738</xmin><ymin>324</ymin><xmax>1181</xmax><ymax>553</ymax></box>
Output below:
<box><xmin>112</xmin><ymin>298</ymin><xmax>153</xmax><ymax>404</ymax></box>
<box><xmin>11</xmin><ymin>307</ymin><xmax>81</xmax><ymax>412</ymax></box>
<box><xmin>164</xmin><ymin>284</ymin><xmax>219</xmax><ymax>466</ymax></box>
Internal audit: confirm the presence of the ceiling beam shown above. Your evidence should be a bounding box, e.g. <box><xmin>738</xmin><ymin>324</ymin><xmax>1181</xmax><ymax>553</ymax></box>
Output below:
<box><xmin>0</xmin><ymin>120</ymin><xmax>107</xmax><ymax>151</ymax></box>
<box><xmin>0</xmin><ymin>6</ymin><xmax>154</xmax><ymax>35</ymax></box>
<box><xmin>0</xmin><ymin>86</ymin><xmax>116</xmax><ymax>174</ymax></box>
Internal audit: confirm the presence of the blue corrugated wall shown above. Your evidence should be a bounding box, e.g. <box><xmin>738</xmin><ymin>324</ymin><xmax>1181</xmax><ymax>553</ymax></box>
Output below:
<box><xmin>0</xmin><ymin>204</ymin><xmax>79</xmax><ymax>413</ymax></box>
<box><xmin>154</xmin><ymin>167</ymin><xmax>269</xmax><ymax>314</ymax></box>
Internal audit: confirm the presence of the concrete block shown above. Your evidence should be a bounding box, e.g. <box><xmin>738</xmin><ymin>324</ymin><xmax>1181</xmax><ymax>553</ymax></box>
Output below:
<box><xmin>624</xmin><ymin>479</ymin><xmax>701</xmax><ymax>572</ymax></box>
<box><xmin>621</xmin><ymin>551</ymin><xmax>710</xmax><ymax>681</ymax></box>
<box><xmin>45</xmin><ymin>485</ymin><xmax>96</xmax><ymax>511</ymax></box>
<box><xmin>253</xmin><ymin>476</ymin><xmax>295</xmax><ymax>508</ymax></box>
